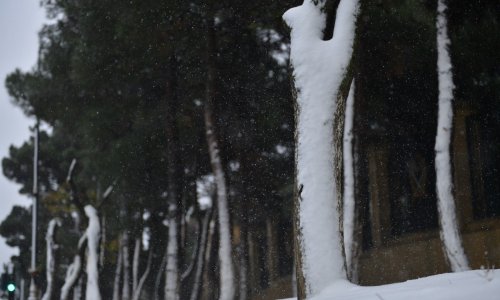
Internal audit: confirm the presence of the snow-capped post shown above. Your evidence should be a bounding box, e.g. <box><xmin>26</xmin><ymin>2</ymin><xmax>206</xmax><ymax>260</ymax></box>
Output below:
<box><xmin>204</xmin><ymin>5</ymin><xmax>235</xmax><ymax>299</ymax></box>
<box><xmin>84</xmin><ymin>205</ymin><xmax>101</xmax><ymax>300</ymax></box>
<box><xmin>41</xmin><ymin>218</ymin><xmax>62</xmax><ymax>300</ymax></box>
<box><xmin>343</xmin><ymin>80</ymin><xmax>358</xmax><ymax>281</ymax></box>
<box><xmin>283</xmin><ymin>0</ymin><xmax>360</xmax><ymax>297</ymax></box>
<box><xmin>435</xmin><ymin>0</ymin><xmax>469</xmax><ymax>272</ymax></box>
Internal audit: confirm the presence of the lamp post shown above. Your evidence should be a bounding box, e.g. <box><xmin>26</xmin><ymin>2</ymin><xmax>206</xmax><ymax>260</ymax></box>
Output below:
<box><xmin>28</xmin><ymin>121</ymin><xmax>40</xmax><ymax>300</ymax></box>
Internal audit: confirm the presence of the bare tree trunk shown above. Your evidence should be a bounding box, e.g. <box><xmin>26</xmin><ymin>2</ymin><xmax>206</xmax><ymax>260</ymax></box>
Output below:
<box><xmin>164</xmin><ymin>53</ymin><xmax>182</xmax><ymax>300</ymax></box>
<box><xmin>201</xmin><ymin>218</ymin><xmax>216</xmax><ymax>300</ymax></box>
<box><xmin>154</xmin><ymin>247</ymin><xmax>168</xmax><ymax>300</ymax></box>
<box><xmin>112</xmin><ymin>244</ymin><xmax>123</xmax><ymax>300</ymax></box>
<box><xmin>132</xmin><ymin>247</ymin><xmax>153</xmax><ymax>300</ymax></box>
<box><xmin>41</xmin><ymin>218</ymin><xmax>61</xmax><ymax>300</ymax></box>
<box><xmin>435</xmin><ymin>0</ymin><xmax>469</xmax><ymax>272</ymax></box>
<box><xmin>238</xmin><ymin>220</ymin><xmax>248</xmax><ymax>300</ymax></box>
<box><xmin>190</xmin><ymin>209</ymin><xmax>212</xmax><ymax>300</ymax></box>
<box><xmin>73</xmin><ymin>277</ymin><xmax>83</xmax><ymax>300</ymax></box>
<box><xmin>132</xmin><ymin>237</ymin><xmax>141</xmax><ymax>292</ymax></box>
<box><xmin>122</xmin><ymin>232</ymin><xmax>131</xmax><ymax>300</ymax></box>
<box><xmin>99</xmin><ymin>215</ymin><xmax>106</xmax><ymax>269</ymax></box>
<box><xmin>181</xmin><ymin>220</ymin><xmax>200</xmax><ymax>282</ymax></box>
<box><xmin>204</xmin><ymin>9</ymin><xmax>235</xmax><ymax>300</ymax></box>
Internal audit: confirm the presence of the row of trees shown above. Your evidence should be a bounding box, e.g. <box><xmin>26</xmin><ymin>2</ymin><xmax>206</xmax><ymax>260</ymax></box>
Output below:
<box><xmin>2</xmin><ymin>0</ymin><xmax>295</xmax><ymax>299</ymax></box>
<box><xmin>2</xmin><ymin>0</ymin><xmax>498</xmax><ymax>299</ymax></box>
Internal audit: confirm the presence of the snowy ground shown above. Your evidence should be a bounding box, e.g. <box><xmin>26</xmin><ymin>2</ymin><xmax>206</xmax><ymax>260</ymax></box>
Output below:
<box><xmin>282</xmin><ymin>269</ymin><xmax>500</xmax><ymax>300</ymax></box>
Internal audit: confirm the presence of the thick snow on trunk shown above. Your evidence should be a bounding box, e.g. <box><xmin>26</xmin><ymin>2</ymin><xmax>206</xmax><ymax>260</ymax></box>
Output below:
<box><xmin>41</xmin><ymin>218</ymin><xmax>61</xmax><ymax>300</ymax></box>
<box><xmin>60</xmin><ymin>234</ymin><xmax>86</xmax><ymax>300</ymax></box>
<box><xmin>435</xmin><ymin>0</ymin><xmax>469</xmax><ymax>272</ymax></box>
<box><xmin>283</xmin><ymin>0</ymin><xmax>359</xmax><ymax>295</ymax></box>
<box><xmin>165</xmin><ymin>203</ymin><xmax>180</xmax><ymax>300</ymax></box>
<box><xmin>84</xmin><ymin>205</ymin><xmax>101</xmax><ymax>300</ymax></box>
<box><xmin>342</xmin><ymin>81</ymin><xmax>356</xmax><ymax>278</ymax></box>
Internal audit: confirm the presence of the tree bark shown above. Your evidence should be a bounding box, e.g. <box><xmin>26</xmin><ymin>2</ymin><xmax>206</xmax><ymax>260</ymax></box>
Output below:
<box><xmin>121</xmin><ymin>232</ymin><xmax>131</xmax><ymax>300</ymax></box>
<box><xmin>189</xmin><ymin>209</ymin><xmax>212</xmax><ymax>300</ymax></box>
<box><xmin>132</xmin><ymin>236</ymin><xmax>141</xmax><ymax>293</ymax></box>
<box><xmin>164</xmin><ymin>53</ymin><xmax>182</xmax><ymax>300</ymax></box>
<box><xmin>112</xmin><ymin>244</ymin><xmax>122</xmax><ymax>300</ymax></box>
<box><xmin>132</xmin><ymin>247</ymin><xmax>153</xmax><ymax>300</ymax></box>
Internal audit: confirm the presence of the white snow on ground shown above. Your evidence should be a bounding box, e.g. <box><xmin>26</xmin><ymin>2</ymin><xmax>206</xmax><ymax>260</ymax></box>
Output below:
<box><xmin>282</xmin><ymin>270</ymin><xmax>500</xmax><ymax>300</ymax></box>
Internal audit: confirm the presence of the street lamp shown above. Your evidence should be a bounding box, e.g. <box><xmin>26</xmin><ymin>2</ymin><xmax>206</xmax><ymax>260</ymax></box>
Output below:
<box><xmin>28</xmin><ymin>121</ymin><xmax>40</xmax><ymax>300</ymax></box>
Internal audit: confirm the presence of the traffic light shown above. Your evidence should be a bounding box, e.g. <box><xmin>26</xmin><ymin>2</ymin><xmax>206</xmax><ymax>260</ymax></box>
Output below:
<box><xmin>1</xmin><ymin>272</ymin><xmax>16</xmax><ymax>300</ymax></box>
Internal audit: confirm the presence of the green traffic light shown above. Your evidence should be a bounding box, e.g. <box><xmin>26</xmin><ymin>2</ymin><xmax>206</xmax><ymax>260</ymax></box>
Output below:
<box><xmin>6</xmin><ymin>283</ymin><xmax>15</xmax><ymax>292</ymax></box>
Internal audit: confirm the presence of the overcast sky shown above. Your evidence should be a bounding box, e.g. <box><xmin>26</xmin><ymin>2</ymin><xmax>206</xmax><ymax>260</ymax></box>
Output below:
<box><xmin>0</xmin><ymin>1</ymin><xmax>46</xmax><ymax>267</ymax></box>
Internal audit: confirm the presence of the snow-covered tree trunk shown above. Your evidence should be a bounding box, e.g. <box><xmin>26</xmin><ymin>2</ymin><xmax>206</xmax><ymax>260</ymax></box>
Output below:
<box><xmin>84</xmin><ymin>205</ymin><xmax>101</xmax><ymax>300</ymax></box>
<box><xmin>435</xmin><ymin>0</ymin><xmax>469</xmax><ymax>272</ymax></box>
<box><xmin>112</xmin><ymin>244</ymin><xmax>123</xmax><ymax>300</ymax></box>
<box><xmin>343</xmin><ymin>81</ymin><xmax>358</xmax><ymax>281</ymax></box>
<box><xmin>283</xmin><ymin>0</ymin><xmax>360</xmax><ymax>297</ymax></box>
<box><xmin>41</xmin><ymin>218</ymin><xmax>61</xmax><ymax>300</ymax></box>
<box><xmin>60</xmin><ymin>235</ymin><xmax>86</xmax><ymax>300</ymax></box>
<box><xmin>121</xmin><ymin>232</ymin><xmax>131</xmax><ymax>300</ymax></box>
<box><xmin>204</xmin><ymin>9</ymin><xmax>235</xmax><ymax>300</ymax></box>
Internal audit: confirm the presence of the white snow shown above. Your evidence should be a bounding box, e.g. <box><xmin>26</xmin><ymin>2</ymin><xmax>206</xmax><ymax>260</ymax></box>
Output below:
<box><xmin>281</xmin><ymin>270</ymin><xmax>500</xmax><ymax>300</ymax></box>
<box><xmin>84</xmin><ymin>205</ymin><xmax>101</xmax><ymax>300</ymax></box>
<box><xmin>434</xmin><ymin>0</ymin><xmax>469</xmax><ymax>271</ymax></box>
<box><xmin>283</xmin><ymin>0</ymin><xmax>359</xmax><ymax>295</ymax></box>
<box><xmin>343</xmin><ymin>81</ymin><xmax>355</xmax><ymax>277</ymax></box>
